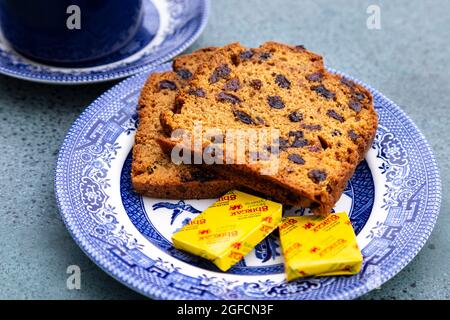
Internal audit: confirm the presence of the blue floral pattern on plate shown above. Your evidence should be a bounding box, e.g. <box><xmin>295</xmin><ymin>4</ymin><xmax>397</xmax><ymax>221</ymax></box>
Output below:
<box><xmin>0</xmin><ymin>0</ymin><xmax>209</xmax><ymax>84</ymax></box>
<box><xmin>55</xmin><ymin>63</ymin><xmax>441</xmax><ymax>299</ymax></box>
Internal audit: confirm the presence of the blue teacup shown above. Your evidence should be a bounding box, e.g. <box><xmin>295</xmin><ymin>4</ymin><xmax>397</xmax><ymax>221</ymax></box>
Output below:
<box><xmin>0</xmin><ymin>0</ymin><xmax>143</xmax><ymax>65</ymax></box>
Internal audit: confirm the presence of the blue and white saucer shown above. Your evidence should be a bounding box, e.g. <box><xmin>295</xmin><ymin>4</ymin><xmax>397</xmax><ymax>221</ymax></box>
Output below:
<box><xmin>55</xmin><ymin>63</ymin><xmax>441</xmax><ymax>299</ymax></box>
<box><xmin>0</xmin><ymin>0</ymin><xmax>209</xmax><ymax>84</ymax></box>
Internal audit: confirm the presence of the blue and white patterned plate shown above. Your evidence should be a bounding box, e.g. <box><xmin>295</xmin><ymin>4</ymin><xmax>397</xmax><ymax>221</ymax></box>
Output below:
<box><xmin>0</xmin><ymin>0</ymin><xmax>209</xmax><ymax>84</ymax></box>
<box><xmin>55</xmin><ymin>63</ymin><xmax>441</xmax><ymax>299</ymax></box>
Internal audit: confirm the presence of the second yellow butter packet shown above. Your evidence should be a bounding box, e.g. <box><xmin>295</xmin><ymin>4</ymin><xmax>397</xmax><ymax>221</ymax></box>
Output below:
<box><xmin>279</xmin><ymin>212</ymin><xmax>363</xmax><ymax>281</ymax></box>
<box><xmin>172</xmin><ymin>190</ymin><xmax>283</xmax><ymax>271</ymax></box>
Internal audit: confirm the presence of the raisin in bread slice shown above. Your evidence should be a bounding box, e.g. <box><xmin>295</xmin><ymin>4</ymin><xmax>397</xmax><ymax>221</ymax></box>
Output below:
<box><xmin>160</xmin><ymin>42</ymin><xmax>378</xmax><ymax>214</ymax></box>
<box><xmin>132</xmin><ymin>47</ymin><xmax>236</xmax><ymax>199</ymax></box>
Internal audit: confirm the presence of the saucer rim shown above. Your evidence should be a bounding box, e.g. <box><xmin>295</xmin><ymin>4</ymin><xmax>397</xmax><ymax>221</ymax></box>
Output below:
<box><xmin>0</xmin><ymin>0</ymin><xmax>210</xmax><ymax>84</ymax></box>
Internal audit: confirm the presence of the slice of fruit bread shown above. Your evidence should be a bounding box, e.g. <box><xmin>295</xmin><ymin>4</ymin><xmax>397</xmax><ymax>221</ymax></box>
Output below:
<box><xmin>132</xmin><ymin>47</ymin><xmax>236</xmax><ymax>199</ymax></box>
<box><xmin>160</xmin><ymin>42</ymin><xmax>378</xmax><ymax>214</ymax></box>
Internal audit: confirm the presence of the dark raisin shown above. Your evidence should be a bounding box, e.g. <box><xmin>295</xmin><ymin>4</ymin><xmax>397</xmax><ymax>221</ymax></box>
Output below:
<box><xmin>308</xmin><ymin>169</ymin><xmax>327</xmax><ymax>183</ymax></box>
<box><xmin>288</xmin><ymin>153</ymin><xmax>305</xmax><ymax>164</ymax></box>
<box><xmin>295</xmin><ymin>45</ymin><xmax>306</xmax><ymax>51</ymax></box>
<box><xmin>209</xmin><ymin>64</ymin><xmax>231</xmax><ymax>83</ymax></box>
<box><xmin>291</xmin><ymin>138</ymin><xmax>308</xmax><ymax>148</ymax></box>
<box><xmin>288</xmin><ymin>111</ymin><xmax>303</xmax><ymax>122</ymax></box>
<box><xmin>308</xmin><ymin>145</ymin><xmax>321</xmax><ymax>152</ymax></box>
<box><xmin>301</xmin><ymin>124</ymin><xmax>322</xmax><ymax>131</ymax></box>
<box><xmin>354</xmin><ymin>91</ymin><xmax>366</xmax><ymax>101</ymax></box>
<box><xmin>326</xmin><ymin>184</ymin><xmax>333</xmax><ymax>193</ymax></box>
<box><xmin>147</xmin><ymin>166</ymin><xmax>154</xmax><ymax>174</ymax></box>
<box><xmin>311</xmin><ymin>84</ymin><xmax>336</xmax><ymax>100</ymax></box>
<box><xmin>340</xmin><ymin>77</ymin><xmax>354</xmax><ymax>88</ymax></box>
<box><xmin>255</xmin><ymin>116</ymin><xmax>266</xmax><ymax>125</ymax></box>
<box><xmin>176</xmin><ymin>68</ymin><xmax>192</xmax><ymax>79</ymax></box>
<box><xmin>188</xmin><ymin>88</ymin><xmax>205</xmax><ymax>97</ymax></box>
<box><xmin>326</xmin><ymin>109</ymin><xmax>345</xmax><ymax>122</ymax></box>
<box><xmin>348</xmin><ymin>99</ymin><xmax>361</xmax><ymax>113</ymax></box>
<box><xmin>289</xmin><ymin>130</ymin><xmax>304</xmax><ymax>138</ymax></box>
<box><xmin>159</xmin><ymin>80</ymin><xmax>177</xmax><ymax>90</ymax></box>
<box><xmin>217</xmin><ymin>92</ymin><xmax>241</xmax><ymax>104</ymax></box>
<box><xmin>239</xmin><ymin>50</ymin><xmax>254</xmax><ymax>60</ymax></box>
<box><xmin>259</xmin><ymin>52</ymin><xmax>272</xmax><ymax>60</ymax></box>
<box><xmin>275</xmin><ymin>74</ymin><xmax>291</xmax><ymax>89</ymax></box>
<box><xmin>233</xmin><ymin>109</ymin><xmax>254</xmax><ymax>124</ymax></box>
<box><xmin>250</xmin><ymin>79</ymin><xmax>263</xmax><ymax>90</ymax></box>
<box><xmin>267</xmin><ymin>96</ymin><xmax>285</xmax><ymax>109</ymax></box>
<box><xmin>278</xmin><ymin>137</ymin><xmax>290</xmax><ymax>151</ymax></box>
<box><xmin>331</xmin><ymin>129</ymin><xmax>342</xmax><ymax>137</ymax></box>
<box><xmin>224</xmin><ymin>78</ymin><xmax>241</xmax><ymax>91</ymax></box>
<box><xmin>217</xmin><ymin>64</ymin><xmax>231</xmax><ymax>77</ymax></box>
<box><xmin>306</xmin><ymin>72</ymin><xmax>323</xmax><ymax>82</ymax></box>
<box><xmin>209</xmin><ymin>73</ymin><xmax>218</xmax><ymax>84</ymax></box>
<box><xmin>348</xmin><ymin>130</ymin><xmax>360</xmax><ymax>142</ymax></box>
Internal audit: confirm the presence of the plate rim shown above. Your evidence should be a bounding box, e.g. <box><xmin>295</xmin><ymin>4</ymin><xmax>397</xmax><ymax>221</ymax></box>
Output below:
<box><xmin>0</xmin><ymin>0</ymin><xmax>210</xmax><ymax>84</ymax></box>
<box><xmin>54</xmin><ymin>64</ymin><xmax>442</xmax><ymax>300</ymax></box>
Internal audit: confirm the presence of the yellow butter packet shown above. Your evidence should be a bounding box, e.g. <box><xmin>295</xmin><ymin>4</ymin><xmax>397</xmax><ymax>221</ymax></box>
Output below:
<box><xmin>172</xmin><ymin>190</ymin><xmax>283</xmax><ymax>271</ymax></box>
<box><xmin>279</xmin><ymin>212</ymin><xmax>363</xmax><ymax>281</ymax></box>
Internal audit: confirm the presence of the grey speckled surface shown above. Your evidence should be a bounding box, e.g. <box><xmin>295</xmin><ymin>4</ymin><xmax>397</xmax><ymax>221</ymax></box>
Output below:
<box><xmin>0</xmin><ymin>0</ymin><xmax>448</xmax><ymax>299</ymax></box>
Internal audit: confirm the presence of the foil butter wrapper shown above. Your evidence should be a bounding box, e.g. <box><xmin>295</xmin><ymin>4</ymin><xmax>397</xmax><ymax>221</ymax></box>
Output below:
<box><xmin>172</xmin><ymin>190</ymin><xmax>283</xmax><ymax>271</ymax></box>
<box><xmin>279</xmin><ymin>212</ymin><xmax>363</xmax><ymax>281</ymax></box>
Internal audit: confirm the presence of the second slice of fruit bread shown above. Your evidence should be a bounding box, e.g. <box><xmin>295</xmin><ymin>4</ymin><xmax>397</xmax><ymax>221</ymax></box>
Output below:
<box><xmin>132</xmin><ymin>47</ymin><xmax>236</xmax><ymax>199</ymax></box>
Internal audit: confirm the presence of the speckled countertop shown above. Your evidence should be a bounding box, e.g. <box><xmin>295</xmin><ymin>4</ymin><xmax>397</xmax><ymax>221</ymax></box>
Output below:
<box><xmin>0</xmin><ymin>0</ymin><xmax>448</xmax><ymax>299</ymax></box>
